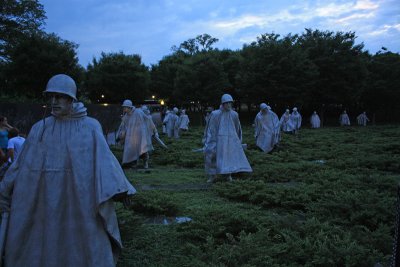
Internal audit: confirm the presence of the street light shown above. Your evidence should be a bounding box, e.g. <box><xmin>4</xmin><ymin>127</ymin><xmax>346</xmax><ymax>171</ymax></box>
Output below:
<box><xmin>160</xmin><ymin>100</ymin><xmax>165</xmax><ymax>105</ymax></box>
<box><xmin>101</xmin><ymin>94</ymin><xmax>105</xmax><ymax>99</ymax></box>
<box><xmin>152</xmin><ymin>95</ymin><xmax>155</xmax><ymax>99</ymax></box>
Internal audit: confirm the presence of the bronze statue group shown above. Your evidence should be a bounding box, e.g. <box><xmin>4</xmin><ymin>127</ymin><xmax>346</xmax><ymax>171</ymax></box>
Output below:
<box><xmin>0</xmin><ymin>74</ymin><xmax>371</xmax><ymax>267</ymax></box>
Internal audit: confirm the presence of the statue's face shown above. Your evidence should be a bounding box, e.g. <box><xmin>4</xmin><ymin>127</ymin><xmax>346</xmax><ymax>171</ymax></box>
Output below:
<box><xmin>261</xmin><ymin>108</ymin><xmax>268</xmax><ymax>114</ymax></box>
<box><xmin>47</xmin><ymin>93</ymin><xmax>73</xmax><ymax>117</ymax></box>
<box><xmin>123</xmin><ymin>107</ymin><xmax>132</xmax><ymax>114</ymax></box>
<box><xmin>222</xmin><ymin>102</ymin><xmax>232</xmax><ymax>111</ymax></box>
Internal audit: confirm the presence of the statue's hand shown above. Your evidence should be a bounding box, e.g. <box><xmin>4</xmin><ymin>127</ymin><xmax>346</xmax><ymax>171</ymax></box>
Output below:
<box><xmin>122</xmin><ymin>197</ymin><xmax>133</xmax><ymax>209</ymax></box>
<box><xmin>113</xmin><ymin>192</ymin><xmax>133</xmax><ymax>208</ymax></box>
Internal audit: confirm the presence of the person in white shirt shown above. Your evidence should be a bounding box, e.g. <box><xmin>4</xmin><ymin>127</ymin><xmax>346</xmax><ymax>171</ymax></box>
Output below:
<box><xmin>7</xmin><ymin>128</ymin><xmax>25</xmax><ymax>162</ymax></box>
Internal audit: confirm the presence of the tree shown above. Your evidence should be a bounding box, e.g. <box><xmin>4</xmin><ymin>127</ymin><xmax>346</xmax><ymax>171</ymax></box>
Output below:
<box><xmin>219</xmin><ymin>49</ymin><xmax>242</xmax><ymax>94</ymax></box>
<box><xmin>0</xmin><ymin>0</ymin><xmax>46</xmax><ymax>60</ymax></box>
<box><xmin>86</xmin><ymin>52</ymin><xmax>150</xmax><ymax>103</ymax></box>
<box><xmin>151</xmin><ymin>34</ymin><xmax>223</xmax><ymax>106</ymax></box>
<box><xmin>173</xmin><ymin>51</ymin><xmax>230</xmax><ymax>106</ymax></box>
<box><xmin>4</xmin><ymin>32</ymin><xmax>83</xmax><ymax>99</ymax></box>
<box><xmin>237</xmin><ymin>33</ymin><xmax>318</xmax><ymax>111</ymax></box>
<box><xmin>297</xmin><ymin>29</ymin><xmax>369</xmax><ymax>109</ymax></box>
<box><xmin>149</xmin><ymin>53</ymin><xmax>186</xmax><ymax>102</ymax></box>
<box><xmin>362</xmin><ymin>51</ymin><xmax>400</xmax><ymax>120</ymax></box>
<box><xmin>172</xmin><ymin>33</ymin><xmax>219</xmax><ymax>55</ymax></box>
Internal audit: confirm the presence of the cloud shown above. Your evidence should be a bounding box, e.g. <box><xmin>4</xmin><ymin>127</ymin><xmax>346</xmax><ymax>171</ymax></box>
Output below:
<box><xmin>367</xmin><ymin>23</ymin><xmax>400</xmax><ymax>36</ymax></box>
<box><xmin>202</xmin><ymin>0</ymin><xmax>382</xmax><ymax>39</ymax></box>
<box><xmin>214</xmin><ymin>15</ymin><xmax>266</xmax><ymax>30</ymax></box>
<box><xmin>334</xmin><ymin>12</ymin><xmax>375</xmax><ymax>24</ymax></box>
<box><xmin>199</xmin><ymin>10</ymin><xmax>305</xmax><ymax>38</ymax></box>
<box><xmin>167</xmin><ymin>0</ymin><xmax>399</xmax><ymax>61</ymax></box>
<box><xmin>354</xmin><ymin>0</ymin><xmax>379</xmax><ymax>10</ymax></box>
<box><xmin>41</xmin><ymin>0</ymin><xmax>399</xmax><ymax>66</ymax></box>
<box><xmin>315</xmin><ymin>0</ymin><xmax>379</xmax><ymax>17</ymax></box>
<box><xmin>314</xmin><ymin>2</ymin><xmax>354</xmax><ymax>17</ymax></box>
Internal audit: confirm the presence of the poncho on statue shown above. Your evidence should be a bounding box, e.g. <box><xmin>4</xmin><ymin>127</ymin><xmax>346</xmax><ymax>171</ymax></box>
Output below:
<box><xmin>280</xmin><ymin>111</ymin><xmax>294</xmax><ymax>132</ymax></box>
<box><xmin>290</xmin><ymin>110</ymin><xmax>302</xmax><ymax>130</ymax></box>
<box><xmin>120</xmin><ymin>108</ymin><xmax>153</xmax><ymax>164</ymax></box>
<box><xmin>204</xmin><ymin>108</ymin><xmax>252</xmax><ymax>175</ymax></box>
<box><xmin>163</xmin><ymin>111</ymin><xmax>179</xmax><ymax>138</ymax></box>
<box><xmin>310</xmin><ymin>113</ymin><xmax>321</xmax><ymax>128</ymax></box>
<box><xmin>254</xmin><ymin>110</ymin><xmax>280</xmax><ymax>153</ymax></box>
<box><xmin>142</xmin><ymin>105</ymin><xmax>158</xmax><ymax>138</ymax></box>
<box><xmin>145</xmin><ymin>114</ymin><xmax>158</xmax><ymax>137</ymax></box>
<box><xmin>339</xmin><ymin>112</ymin><xmax>351</xmax><ymax>126</ymax></box>
<box><xmin>178</xmin><ymin>111</ymin><xmax>190</xmax><ymax>130</ymax></box>
<box><xmin>0</xmin><ymin>102</ymin><xmax>136</xmax><ymax>267</ymax></box>
<box><xmin>162</xmin><ymin>111</ymin><xmax>170</xmax><ymax>134</ymax></box>
<box><xmin>357</xmin><ymin>113</ymin><xmax>369</xmax><ymax>126</ymax></box>
<box><xmin>202</xmin><ymin>110</ymin><xmax>213</xmax><ymax>145</ymax></box>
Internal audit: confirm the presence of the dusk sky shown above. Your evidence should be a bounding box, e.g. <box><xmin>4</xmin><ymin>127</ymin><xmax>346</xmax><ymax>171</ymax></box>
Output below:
<box><xmin>41</xmin><ymin>0</ymin><xmax>400</xmax><ymax>67</ymax></box>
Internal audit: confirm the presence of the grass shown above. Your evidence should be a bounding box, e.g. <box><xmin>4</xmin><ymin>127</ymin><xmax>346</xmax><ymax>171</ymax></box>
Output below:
<box><xmin>114</xmin><ymin>125</ymin><xmax>400</xmax><ymax>267</ymax></box>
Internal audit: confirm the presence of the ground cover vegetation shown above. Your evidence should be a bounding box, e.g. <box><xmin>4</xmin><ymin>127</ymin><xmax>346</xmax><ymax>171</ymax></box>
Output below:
<box><xmin>114</xmin><ymin>125</ymin><xmax>400</xmax><ymax>267</ymax></box>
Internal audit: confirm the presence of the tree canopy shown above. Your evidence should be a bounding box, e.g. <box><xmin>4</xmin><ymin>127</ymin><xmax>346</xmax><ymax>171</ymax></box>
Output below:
<box><xmin>1</xmin><ymin>5</ymin><xmax>399</xmax><ymax>122</ymax></box>
<box><xmin>147</xmin><ymin>30</ymin><xmax>400</xmax><ymax>122</ymax></box>
<box><xmin>0</xmin><ymin>0</ymin><xmax>46</xmax><ymax>60</ymax></box>
<box><xmin>171</xmin><ymin>33</ymin><xmax>219</xmax><ymax>55</ymax></box>
<box><xmin>86</xmin><ymin>52</ymin><xmax>150</xmax><ymax>103</ymax></box>
<box><xmin>3</xmin><ymin>32</ymin><xmax>83</xmax><ymax>98</ymax></box>
<box><xmin>0</xmin><ymin>0</ymin><xmax>83</xmax><ymax>100</ymax></box>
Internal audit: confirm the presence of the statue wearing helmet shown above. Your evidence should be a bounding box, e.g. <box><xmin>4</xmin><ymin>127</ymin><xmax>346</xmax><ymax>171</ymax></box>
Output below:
<box><xmin>221</xmin><ymin>94</ymin><xmax>233</xmax><ymax>104</ymax></box>
<box><xmin>43</xmin><ymin>74</ymin><xmax>77</xmax><ymax>118</ymax></box>
<box><xmin>118</xmin><ymin>100</ymin><xmax>153</xmax><ymax>169</ymax></box>
<box><xmin>0</xmin><ymin>74</ymin><xmax>136</xmax><ymax>267</ymax></box>
<box><xmin>178</xmin><ymin>109</ymin><xmax>190</xmax><ymax>134</ymax></box>
<box><xmin>357</xmin><ymin>111</ymin><xmax>369</xmax><ymax>126</ymax></box>
<box><xmin>310</xmin><ymin>111</ymin><xmax>321</xmax><ymax>129</ymax></box>
<box><xmin>163</xmin><ymin>107</ymin><xmax>179</xmax><ymax>139</ymax></box>
<box><xmin>254</xmin><ymin>103</ymin><xmax>280</xmax><ymax>153</ymax></box>
<box><xmin>122</xmin><ymin>99</ymin><xmax>135</xmax><ymax>112</ymax></box>
<box><xmin>290</xmin><ymin>107</ymin><xmax>302</xmax><ymax>134</ymax></box>
<box><xmin>280</xmin><ymin>109</ymin><xmax>295</xmax><ymax>133</ymax></box>
<box><xmin>339</xmin><ymin>110</ymin><xmax>351</xmax><ymax>126</ymax></box>
<box><xmin>204</xmin><ymin>94</ymin><xmax>252</xmax><ymax>183</ymax></box>
<box><xmin>117</xmin><ymin>99</ymin><xmax>135</xmax><ymax>144</ymax></box>
<box><xmin>44</xmin><ymin>74</ymin><xmax>77</xmax><ymax>100</ymax></box>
